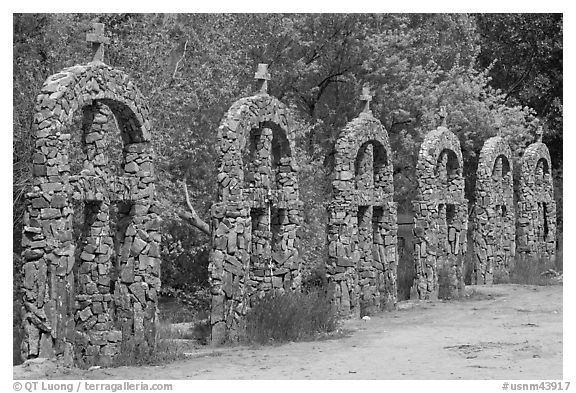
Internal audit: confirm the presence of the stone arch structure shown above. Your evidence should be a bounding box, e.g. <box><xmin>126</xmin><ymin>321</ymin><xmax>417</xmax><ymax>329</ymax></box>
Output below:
<box><xmin>472</xmin><ymin>136</ymin><xmax>515</xmax><ymax>284</ymax></box>
<box><xmin>517</xmin><ymin>137</ymin><xmax>556</xmax><ymax>261</ymax></box>
<box><xmin>411</xmin><ymin>120</ymin><xmax>468</xmax><ymax>300</ymax></box>
<box><xmin>209</xmin><ymin>64</ymin><xmax>301</xmax><ymax>344</ymax></box>
<box><xmin>327</xmin><ymin>90</ymin><xmax>397</xmax><ymax>317</ymax></box>
<box><xmin>20</xmin><ymin>60</ymin><xmax>160</xmax><ymax>366</ymax></box>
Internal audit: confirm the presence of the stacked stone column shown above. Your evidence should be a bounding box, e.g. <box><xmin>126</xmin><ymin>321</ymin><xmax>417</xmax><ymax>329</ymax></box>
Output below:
<box><xmin>411</xmin><ymin>125</ymin><xmax>467</xmax><ymax>300</ymax></box>
<box><xmin>327</xmin><ymin>202</ymin><xmax>361</xmax><ymax>316</ymax></box>
<box><xmin>373</xmin><ymin>202</ymin><xmax>398</xmax><ymax>310</ymax></box>
<box><xmin>327</xmin><ymin>112</ymin><xmax>397</xmax><ymax>317</ymax></box>
<box><xmin>517</xmin><ymin>141</ymin><xmax>556</xmax><ymax>262</ymax></box>
<box><xmin>112</xmin><ymin>140</ymin><xmax>161</xmax><ymax>356</ymax></box>
<box><xmin>210</xmin><ymin>92</ymin><xmax>301</xmax><ymax>344</ymax></box>
<box><xmin>208</xmin><ymin>202</ymin><xmax>251</xmax><ymax>344</ymax></box>
<box><xmin>472</xmin><ymin>136</ymin><xmax>515</xmax><ymax>284</ymax></box>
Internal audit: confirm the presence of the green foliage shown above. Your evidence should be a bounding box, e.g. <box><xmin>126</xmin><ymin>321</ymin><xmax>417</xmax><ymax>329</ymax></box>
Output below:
<box><xmin>475</xmin><ymin>14</ymin><xmax>563</xmax><ymax>150</ymax></box>
<box><xmin>245</xmin><ymin>289</ymin><xmax>339</xmax><ymax>344</ymax></box>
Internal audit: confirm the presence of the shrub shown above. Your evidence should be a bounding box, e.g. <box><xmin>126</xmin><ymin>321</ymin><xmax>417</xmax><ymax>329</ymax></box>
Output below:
<box><xmin>245</xmin><ymin>289</ymin><xmax>339</xmax><ymax>345</ymax></box>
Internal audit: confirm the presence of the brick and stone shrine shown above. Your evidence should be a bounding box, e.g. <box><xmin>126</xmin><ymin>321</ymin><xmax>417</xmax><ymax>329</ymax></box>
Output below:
<box><xmin>209</xmin><ymin>64</ymin><xmax>302</xmax><ymax>344</ymax></box>
<box><xmin>411</xmin><ymin>108</ymin><xmax>468</xmax><ymax>300</ymax></box>
<box><xmin>20</xmin><ymin>23</ymin><xmax>161</xmax><ymax>367</ymax></box>
<box><xmin>472</xmin><ymin>128</ymin><xmax>516</xmax><ymax>284</ymax></box>
<box><xmin>516</xmin><ymin>127</ymin><xmax>556</xmax><ymax>262</ymax></box>
<box><xmin>327</xmin><ymin>84</ymin><xmax>397</xmax><ymax>317</ymax></box>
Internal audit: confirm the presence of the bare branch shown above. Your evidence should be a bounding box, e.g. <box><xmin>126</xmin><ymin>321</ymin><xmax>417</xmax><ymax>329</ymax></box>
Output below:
<box><xmin>172</xmin><ymin>39</ymin><xmax>189</xmax><ymax>80</ymax></box>
<box><xmin>179</xmin><ymin>176</ymin><xmax>210</xmax><ymax>235</ymax></box>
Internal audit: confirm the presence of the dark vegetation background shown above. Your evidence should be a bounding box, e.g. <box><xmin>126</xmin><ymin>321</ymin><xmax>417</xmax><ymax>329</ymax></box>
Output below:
<box><xmin>12</xmin><ymin>13</ymin><xmax>562</xmax><ymax>361</ymax></box>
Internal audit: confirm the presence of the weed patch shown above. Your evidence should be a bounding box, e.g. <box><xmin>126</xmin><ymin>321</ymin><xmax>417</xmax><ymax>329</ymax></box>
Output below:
<box><xmin>245</xmin><ymin>289</ymin><xmax>339</xmax><ymax>345</ymax></box>
<box><xmin>506</xmin><ymin>256</ymin><xmax>561</xmax><ymax>286</ymax></box>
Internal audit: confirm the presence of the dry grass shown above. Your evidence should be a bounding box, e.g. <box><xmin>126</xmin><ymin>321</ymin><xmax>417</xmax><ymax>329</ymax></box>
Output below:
<box><xmin>244</xmin><ymin>288</ymin><xmax>339</xmax><ymax>345</ymax></box>
<box><xmin>507</xmin><ymin>255</ymin><xmax>561</xmax><ymax>286</ymax></box>
<box><xmin>112</xmin><ymin>336</ymin><xmax>188</xmax><ymax>368</ymax></box>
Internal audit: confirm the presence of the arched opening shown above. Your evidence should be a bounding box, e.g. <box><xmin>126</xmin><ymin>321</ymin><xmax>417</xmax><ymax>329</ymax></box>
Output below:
<box><xmin>435</xmin><ymin>149</ymin><xmax>459</xmax><ymax>188</ymax></box>
<box><xmin>355</xmin><ymin>143</ymin><xmax>374</xmax><ymax>191</ymax></box>
<box><xmin>535</xmin><ymin>157</ymin><xmax>550</xmax><ymax>186</ymax></box>
<box><xmin>355</xmin><ymin>140</ymin><xmax>388</xmax><ymax>192</ymax></box>
<box><xmin>492</xmin><ymin>155</ymin><xmax>511</xmax><ymax>180</ymax></box>
<box><xmin>537</xmin><ymin>202</ymin><xmax>550</xmax><ymax>242</ymax></box>
<box><xmin>242</xmin><ymin>127</ymin><xmax>271</xmax><ymax>192</ymax></box>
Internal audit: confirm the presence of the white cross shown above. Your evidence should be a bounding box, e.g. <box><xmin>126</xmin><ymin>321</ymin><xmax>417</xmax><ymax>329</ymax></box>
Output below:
<box><xmin>254</xmin><ymin>63</ymin><xmax>271</xmax><ymax>94</ymax></box>
<box><xmin>360</xmin><ymin>84</ymin><xmax>373</xmax><ymax>113</ymax></box>
<box><xmin>86</xmin><ymin>23</ymin><xmax>110</xmax><ymax>63</ymax></box>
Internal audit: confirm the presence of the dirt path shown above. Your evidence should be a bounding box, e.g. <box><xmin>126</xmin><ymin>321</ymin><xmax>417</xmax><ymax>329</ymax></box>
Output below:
<box><xmin>14</xmin><ymin>284</ymin><xmax>562</xmax><ymax>380</ymax></box>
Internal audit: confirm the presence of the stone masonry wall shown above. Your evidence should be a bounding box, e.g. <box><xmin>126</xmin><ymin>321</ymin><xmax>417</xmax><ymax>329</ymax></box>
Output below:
<box><xmin>517</xmin><ymin>142</ymin><xmax>556</xmax><ymax>262</ymax></box>
<box><xmin>20</xmin><ymin>62</ymin><xmax>160</xmax><ymax>366</ymax></box>
<box><xmin>209</xmin><ymin>92</ymin><xmax>301</xmax><ymax>344</ymax></box>
<box><xmin>472</xmin><ymin>136</ymin><xmax>515</xmax><ymax>284</ymax></box>
<box><xmin>327</xmin><ymin>111</ymin><xmax>397</xmax><ymax>317</ymax></box>
<box><xmin>411</xmin><ymin>125</ymin><xmax>467</xmax><ymax>300</ymax></box>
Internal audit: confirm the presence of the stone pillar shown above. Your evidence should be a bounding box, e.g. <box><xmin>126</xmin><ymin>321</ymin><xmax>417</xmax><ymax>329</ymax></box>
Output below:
<box><xmin>326</xmin><ymin>202</ymin><xmax>360</xmax><ymax>317</ymax></box>
<box><xmin>472</xmin><ymin>138</ymin><xmax>515</xmax><ymax>284</ymax></box>
<box><xmin>209</xmin><ymin>202</ymin><xmax>251</xmax><ymax>345</ymax></box>
<box><xmin>439</xmin><ymin>202</ymin><xmax>467</xmax><ymax>298</ymax></box>
<box><xmin>517</xmin><ymin>142</ymin><xmax>556</xmax><ymax>263</ymax></box>
<box><xmin>21</xmin><ymin>94</ymin><xmax>77</xmax><ymax>363</ymax></box>
<box><xmin>374</xmin><ymin>202</ymin><xmax>398</xmax><ymax>310</ymax></box>
<box><xmin>210</xmin><ymin>90</ymin><xmax>301</xmax><ymax>343</ymax></box>
<box><xmin>358</xmin><ymin>205</ymin><xmax>376</xmax><ymax>315</ymax></box>
<box><xmin>411</xmin><ymin>124</ymin><xmax>467</xmax><ymax>300</ymax></box>
<box><xmin>411</xmin><ymin>201</ymin><xmax>438</xmax><ymax>300</ymax></box>
<box><xmin>113</xmin><ymin>141</ymin><xmax>161</xmax><ymax>355</ymax></box>
<box><xmin>327</xmin><ymin>111</ymin><xmax>396</xmax><ymax>317</ymax></box>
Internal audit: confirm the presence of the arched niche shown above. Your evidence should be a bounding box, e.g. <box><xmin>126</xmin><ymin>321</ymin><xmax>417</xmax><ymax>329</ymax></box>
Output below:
<box><xmin>355</xmin><ymin>140</ymin><xmax>390</xmax><ymax>193</ymax></box>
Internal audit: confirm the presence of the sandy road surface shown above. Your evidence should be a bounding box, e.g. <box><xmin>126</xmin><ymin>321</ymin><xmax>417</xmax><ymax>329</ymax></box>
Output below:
<box><xmin>14</xmin><ymin>284</ymin><xmax>562</xmax><ymax>380</ymax></box>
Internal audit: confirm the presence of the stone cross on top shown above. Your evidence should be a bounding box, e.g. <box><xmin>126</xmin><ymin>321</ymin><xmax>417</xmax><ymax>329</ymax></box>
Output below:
<box><xmin>86</xmin><ymin>22</ymin><xmax>110</xmax><ymax>63</ymax></box>
<box><xmin>536</xmin><ymin>125</ymin><xmax>544</xmax><ymax>143</ymax></box>
<box><xmin>360</xmin><ymin>84</ymin><xmax>373</xmax><ymax>114</ymax></box>
<box><xmin>254</xmin><ymin>63</ymin><xmax>271</xmax><ymax>95</ymax></box>
<box><xmin>439</xmin><ymin>106</ymin><xmax>448</xmax><ymax>128</ymax></box>
<box><xmin>494</xmin><ymin>117</ymin><xmax>503</xmax><ymax>138</ymax></box>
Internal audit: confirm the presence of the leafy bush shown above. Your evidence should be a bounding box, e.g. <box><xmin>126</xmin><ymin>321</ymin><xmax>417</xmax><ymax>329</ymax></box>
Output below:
<box><xmin>245</xmin><ymin>289</ymin><xmax>339</xmax><ymax>345</ymax></box>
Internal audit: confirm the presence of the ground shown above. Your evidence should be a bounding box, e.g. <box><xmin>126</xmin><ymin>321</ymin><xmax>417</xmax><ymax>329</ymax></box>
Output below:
<box><xmin>14</xmin><ymin>284</ymin><xmax>562</xmax><ymax>380</ymax></box>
